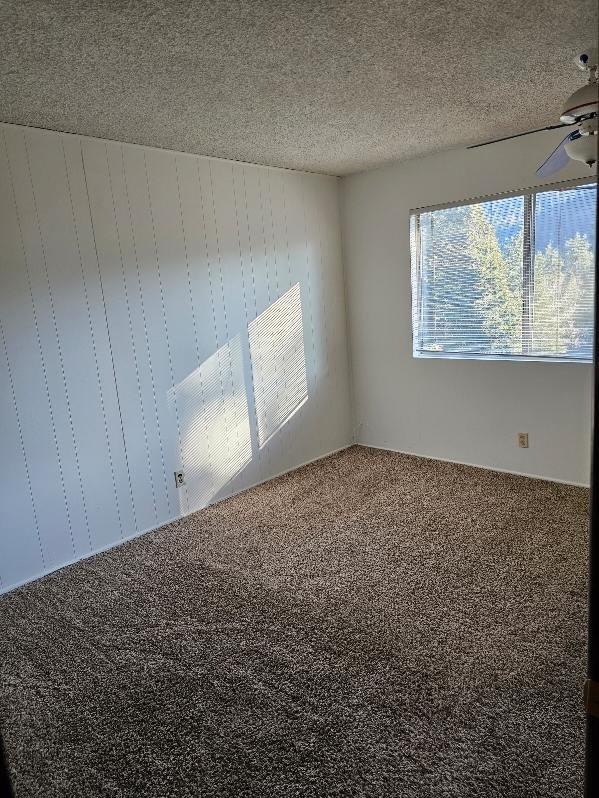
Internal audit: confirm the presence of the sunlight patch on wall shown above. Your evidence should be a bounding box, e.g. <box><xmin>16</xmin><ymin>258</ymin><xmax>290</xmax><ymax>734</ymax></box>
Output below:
<box><xmin>168</xmin><ymin>335</ymin><xmax>252</xmax><ymax>514</ymax></box>
<box><xmin>248</xmin><ymin>283</ymin><xmax>308</xmax><ymax>448</ymax></box>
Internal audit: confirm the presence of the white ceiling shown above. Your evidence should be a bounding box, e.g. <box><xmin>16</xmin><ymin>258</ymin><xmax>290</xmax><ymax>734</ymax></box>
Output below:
<box><xmin>0</xmin><ymin>0</ymin><xmax>597</xmax><ymax>175</ymax></box>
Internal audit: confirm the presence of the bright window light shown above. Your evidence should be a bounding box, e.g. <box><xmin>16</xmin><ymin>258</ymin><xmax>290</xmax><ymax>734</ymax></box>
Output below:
<box><xmin>248</xmin><ymin>283</ymin><xmax>308</xmax><ymax>448</ymax></box>
<box><xmin>410</xmin><ymin>180</ymin><xmax>597</xmax><ymax>362</ymax></box>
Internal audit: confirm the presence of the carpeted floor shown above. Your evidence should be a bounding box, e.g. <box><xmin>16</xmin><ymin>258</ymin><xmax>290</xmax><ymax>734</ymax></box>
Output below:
<box><xmin>0</xmin><ymin>446</ymin><xmax>589</xmax><ymax>797</ymax></box>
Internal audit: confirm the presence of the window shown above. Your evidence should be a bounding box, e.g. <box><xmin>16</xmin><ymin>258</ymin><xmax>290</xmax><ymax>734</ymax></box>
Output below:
<box><xmin>410</xmin><ymin>180</ymin><xmax>597</xmax><ymax>362</ymax></box>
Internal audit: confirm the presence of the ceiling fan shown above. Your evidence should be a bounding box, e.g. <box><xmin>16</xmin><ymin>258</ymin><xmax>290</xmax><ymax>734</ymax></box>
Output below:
<box><xmin>468</xmin><ymin>49</ymin><xmax>598</xmax><ymax>177</ymax></box>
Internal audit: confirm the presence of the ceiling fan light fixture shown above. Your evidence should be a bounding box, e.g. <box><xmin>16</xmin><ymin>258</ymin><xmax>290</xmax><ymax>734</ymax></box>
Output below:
<box><xmin>564</xmin><ymin>118</ymin><xmax>598</xmax><ymax>167</ymax></box>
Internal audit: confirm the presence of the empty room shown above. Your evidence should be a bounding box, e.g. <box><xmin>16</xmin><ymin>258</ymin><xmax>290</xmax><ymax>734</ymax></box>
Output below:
<box><xmin>1</xmin><ymin>1</ymin><xmax>598</xmax><ymax>796</ymax></box>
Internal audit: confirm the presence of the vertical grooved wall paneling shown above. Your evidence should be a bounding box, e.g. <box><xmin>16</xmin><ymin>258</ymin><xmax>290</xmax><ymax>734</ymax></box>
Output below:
<box><xmin>0</xmin><ymin>123</ymin><xmax>352</xmax><ymax>592</ymax></box>
<box><xmin>0</xmin><ymin>126</ymin><xmax>134</xmax><ymax>588</ymax></box>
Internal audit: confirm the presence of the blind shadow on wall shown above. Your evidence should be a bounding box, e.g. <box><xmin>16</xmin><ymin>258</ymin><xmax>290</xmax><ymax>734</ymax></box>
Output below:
<box><xmin>168</xmin><ymin>283</ymin><xmax>308</xmax><ymax>515</ymax></box>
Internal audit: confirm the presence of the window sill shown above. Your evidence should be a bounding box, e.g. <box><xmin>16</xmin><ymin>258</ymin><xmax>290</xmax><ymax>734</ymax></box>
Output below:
<box><xmin>413</xmin><ymin>351</ymin><xmax>592</xmax><ymax>365</ymax></box>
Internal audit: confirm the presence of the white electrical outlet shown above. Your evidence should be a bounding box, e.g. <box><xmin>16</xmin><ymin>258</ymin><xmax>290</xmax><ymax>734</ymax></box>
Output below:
<box><xmin>174</xmin><ymin>470</ymin><xmax>185</xmax><ymax>487</ymax></box>
<box><xmin>518</xmin><ymin>433</ymin><xmax>529</xmax><ymax>449</ymax></box>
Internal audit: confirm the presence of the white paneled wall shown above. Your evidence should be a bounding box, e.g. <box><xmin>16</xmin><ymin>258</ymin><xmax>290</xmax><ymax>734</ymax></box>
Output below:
<box><xmin>0</xmin><ymin>123</ymin><xmax>352</xmax><ymax>593</ymax></box>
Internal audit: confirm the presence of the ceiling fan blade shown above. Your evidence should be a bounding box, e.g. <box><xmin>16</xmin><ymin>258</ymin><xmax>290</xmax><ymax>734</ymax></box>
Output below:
<box><xmin>536</xmin><ymin>132</ymin><xmax>576</xmax><ymax>177</ymax></box>
<box><xmin>467</xmin><ymin>123</ymin><xmax>570</xmax><ymax>150</ymax></box>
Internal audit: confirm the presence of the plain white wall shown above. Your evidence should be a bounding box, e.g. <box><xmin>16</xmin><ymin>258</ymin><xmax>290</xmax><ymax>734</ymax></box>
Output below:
<box><xmin>0</xmin><ymin>122</ymin><xmax>352</xmax><ymax>593</ymax></box>
<box><xmin>341</xmin><ymin>129</ymin><xmax>595</xmax><ymax>486</ymax></box>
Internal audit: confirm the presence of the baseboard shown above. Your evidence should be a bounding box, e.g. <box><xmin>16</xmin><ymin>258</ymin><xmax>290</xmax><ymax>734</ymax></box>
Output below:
<box><xmin>208</xmin><ymin>443</ymin><xmax>352</xmax><ymax>507</ymax></box>
<box><xmin>0</xmin><ymin>514</ymin><xmax>184</xmax><ymax>597</ymax></box>
<box><xmin>0</xmin><ymin>443</ymin><xmax>352</xmax><ymax>597</ymax></box>
<box><xmin>357</xmin><ymin>442</ymin><xmax>590</xmax><ymax>489</ymax></box>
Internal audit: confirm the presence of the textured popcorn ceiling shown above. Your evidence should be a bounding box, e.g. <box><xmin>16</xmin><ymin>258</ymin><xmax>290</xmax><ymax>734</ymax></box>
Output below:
<box><xmin>0</xmin><ymin>1</ymin><xmax>596</xmax><ymax>175</ymax></box>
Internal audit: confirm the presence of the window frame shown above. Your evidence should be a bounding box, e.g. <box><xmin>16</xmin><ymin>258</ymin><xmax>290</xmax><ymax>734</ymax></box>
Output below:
<box><xmin>410</xmin><ymin>176</ymin><xmax>597</xmax><ymax>364</ymax></box>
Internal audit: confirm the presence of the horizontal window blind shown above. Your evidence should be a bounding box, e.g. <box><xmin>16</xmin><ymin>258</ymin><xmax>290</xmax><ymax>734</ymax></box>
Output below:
<box><xmin>410</xmin><ymin>180</ymin><xmax>597</xmax><ymax>362</ymax></box>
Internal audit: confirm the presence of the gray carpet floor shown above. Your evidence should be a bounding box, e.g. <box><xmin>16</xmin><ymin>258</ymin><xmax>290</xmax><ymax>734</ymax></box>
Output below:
<box><xmin>0</xmin><ymin>446</ymin><xmax>589</xmax><ymax>797</ymax></box>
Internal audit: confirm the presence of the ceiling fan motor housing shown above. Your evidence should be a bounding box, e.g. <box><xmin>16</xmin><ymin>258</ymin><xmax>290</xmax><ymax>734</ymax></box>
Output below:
<box><xmin>560</xmin><ymin>81</ymin><xmax>598</xmax><ymax>124</ymax></box>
